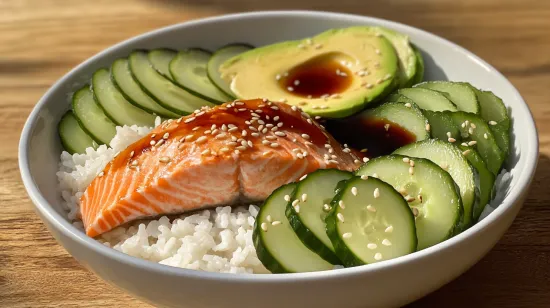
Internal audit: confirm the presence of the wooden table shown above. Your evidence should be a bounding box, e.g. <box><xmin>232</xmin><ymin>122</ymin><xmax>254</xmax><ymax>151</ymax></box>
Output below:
<box><xmin>1</xmin><ymin>0</ymin><xmax>549</xmax><ymax>307</ymax></box>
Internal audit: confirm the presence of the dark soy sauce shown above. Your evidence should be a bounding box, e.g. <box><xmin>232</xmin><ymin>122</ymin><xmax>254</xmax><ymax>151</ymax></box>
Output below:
<box><xmin>324</xmin><ymin>118</ymin><xmax>417</xmax><ymax>158</ymax></box>
<box><xmin>279</xmin><ymin>53</ymin><xmax>353</xmax><ymax>98</ymax></box>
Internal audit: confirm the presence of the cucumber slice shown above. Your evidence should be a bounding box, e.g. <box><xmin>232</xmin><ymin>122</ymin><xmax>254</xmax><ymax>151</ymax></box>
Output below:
<box><xmin>207</xmin><ymin>44</ymin><xmax>253</xmax><ymax>98</ymax></box>
<box><xmin>356</xmin><ymin>155</ymin><xmax>463</xmax><ymax>250</ymax></box>
<box><xmin>111</xmin><ymin>59</ymin><xmax>179</xmax><ymax>118</ymax></box>
<box><xmin>128</xmin><ymin>50</ymin><xmax>215</xmax><ymax>115</ymax></box>
<box><xmin>92</xmin><ymin>68</ymin><xmax>156</xmax><ymax>127</ymax></box>
<box><xmin>474</xmin><ymin>89</ymin><xmax>511</xmax><ymax>156</ymax></box>
<box><xmin>169</xmin><ymin>49</ymin><xmax>232</xmax><ymax>104</ymax></box>
<box><xmin>421</xmin><ymin>111</ymin><xmax>495</xmax><ymax>223</ymax></box>
<box><xmin>325</xmin><ymin>176</ymin><xmax>417</xmax><ymax>266</ymax></box>
<box><xmin>357</xmin><ymin>102</ymin><xmax>430</xmax><ymax>142</ymax></box>
<box><xmin>285</xmin><ymin>169</ymin><xmax>352</xmax><ymax>264</ymax></box>
<box><xmin>386</xmin><ymin>93</ymin><xmax>416</xmax><ymax>105</ymax></box>
<box><xmin>414</xmin><ymin>81</ymin><xmax>480</xmax><ymax>114</ymax></box>
<box><xmin>398</xmin><ymin>88</ymin><xmax>458</xmax><ymax>112</ymax></box>
<box><xmin>71</xmin><ymin>86</ymin><xmax>117</xmax><ymax>145</ymax></box>
<box><xmin>410</xmin><ymin>45</ymin><xmax>425</xmax><ymax>85</ymax></box>
<box><xmin>148</xmin><ymin>48</ymin><xmax>177</xmax><ymax>80</ymax></box>
<box><xmin>394</xmin><ymin>139</ymin><xmax>477</xmax><ymax>229</ymax></box>
<box><xmin>449</xmin><ymin>111</ymin><xmax>505</xmax><ymax>175</ymax></box>
<box><xmin>58</xmin><ymin>111</ymin><xmax>98</xmax><ymax>154</ymax></box>
<box><xmin>253</xmin><ymin>183</ymin><xmax>334</xmax><ymax>273</ymax></box>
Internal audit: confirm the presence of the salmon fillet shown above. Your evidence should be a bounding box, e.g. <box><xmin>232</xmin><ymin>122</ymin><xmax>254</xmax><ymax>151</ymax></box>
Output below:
<box><xmin>80</xmin><ymin>99</ymin><xmax>361</xmax><ymax>237</ymax></box>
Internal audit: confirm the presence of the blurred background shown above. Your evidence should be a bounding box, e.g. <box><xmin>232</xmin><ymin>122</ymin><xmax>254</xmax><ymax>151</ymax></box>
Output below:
<box><xmin>1</xmin><ymin>0</ymin><xmax>549</xmax><ymax>307</ymax></box>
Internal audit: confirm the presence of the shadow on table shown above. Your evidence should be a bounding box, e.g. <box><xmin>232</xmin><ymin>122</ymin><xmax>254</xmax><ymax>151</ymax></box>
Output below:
<box><xmin>407</xmin><ymin>154</ymin><xmax>550</xmax><ymax>307</ymax></box>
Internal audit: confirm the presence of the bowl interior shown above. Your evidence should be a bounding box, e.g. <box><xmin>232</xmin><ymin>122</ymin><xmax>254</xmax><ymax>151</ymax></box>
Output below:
<box><xmin>21</xmin><ymin>11</ymin><xmax>536</xmax><ymax>275</ymax></box>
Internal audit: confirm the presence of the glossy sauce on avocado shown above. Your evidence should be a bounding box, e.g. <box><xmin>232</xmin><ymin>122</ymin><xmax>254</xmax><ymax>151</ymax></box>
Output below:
<box><xmin>279</xmin><ymin>53</ymin><xmax>353</xmax><ymax>99</ymax></box>
<box><xmin>324</xmin><ymin>118</ymin><xmax>417</xmax><ymax>158</ymax></box>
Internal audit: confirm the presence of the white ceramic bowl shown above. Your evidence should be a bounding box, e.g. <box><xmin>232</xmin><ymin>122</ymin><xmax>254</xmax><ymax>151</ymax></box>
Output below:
<box><xmin>19</xmin><ymin>11</ymin><xmax>538</xmax><ymax>308</ymax></box>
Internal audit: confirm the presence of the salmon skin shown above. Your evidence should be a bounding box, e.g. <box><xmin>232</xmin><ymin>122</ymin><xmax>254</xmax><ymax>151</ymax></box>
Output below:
<box><xmin>81</xmin><ymin>99</ymin><xmax>361</xmax><ymax>237</ymax></box>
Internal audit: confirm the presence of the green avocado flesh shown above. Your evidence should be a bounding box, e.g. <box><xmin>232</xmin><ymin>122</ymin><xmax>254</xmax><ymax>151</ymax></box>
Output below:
<box><xmin>219</xmin><ymin>27</ymin><xmax>401</xmax><ymax>118</ymax></box>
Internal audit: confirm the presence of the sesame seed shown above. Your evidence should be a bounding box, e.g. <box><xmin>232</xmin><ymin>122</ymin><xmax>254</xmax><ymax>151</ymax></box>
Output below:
<box><xmin>405</xmin><ymin>195</ymin><xmax>415</xmax><ymax>202</ymax></box>
<box><xmin>351</xmin><ymin>187</ymin><xmax>358</xmax><ymax>196</ymax></box>
<box><xmin>129</xmin><ymin>151</ymin><xmax>135</xmax><ymax>157</ymax></box>
<box><xmin>461</xmin><ymin>122</ymin><xmax>466</xmax><ymax>128</ymax></box>
<box><xmin>299</xmin><ymin>174</ymin><xmax>308</xmax><ymax>181</ymax></box>
<box><xmin>234</xmin><ymin>150</ymin><xmax>240</xmax><ymax>155</ymax></box>
<box><xmin>176</xmin><ymin>118</ymin><xmax>183</xmax><ymax>124</ymax></box>
<box><xmin>440</xmin><ymin>163</ymin><xmax>449</xmax><ymax>170</ymax></box>
<box><xmin>337</xmin><ymin>213</ymin><xmax>345</xmax><ymax>223</ymax></box>
<box><xmin>343</xmin><ymin>233</ymin><xmax>352</xmax><ymax>239</ymax></box>
<box><xmin>360</xmin><ymin>175</ymin><xmax>368</xmax><ymax>180</ymax></box>
<box><xmin>301</xmin><ymin>193</ymin><xmax>308</xmax><ymax>202</ymax></box>
<box><xmin>272</xmin><ymin>221</ymin><xmax>282</xmax><ymax>226</ymax></box>
<box><xmin>360</xmin><ymin>148</ymin><xmax>368</xmax><ymax>153</ymax></box>
<box><xmin>294</xmin><ymin>205</ymin><xmax>300</xmax><ymax>213</ymax></box>
<box><xmin>365</xmin><ymin>83</ymin><xmax>374</xmax><ymax>89</ymax></box>
<box><xmin>275</xmin><ymin>74</ymin><xmax>281</xmax><ymax>81</ymax></box>
<box><xmin>484</xmin><ymin>133</ymin><xmax>488</xmax><ymax>139</ymax></box>
<box><xmin>385</xmin><ymin>225</ymin><xmax>393</xmax><ymax>233</ymax></box>
<box><xmin>425</xmin><ymin>124</ymin><xmax>431</xmax><ymax>131</ymax></box>
<box><xmin>184</xmin><ymin>117</ymin><xmax>196</xmax><ymax>123</ymax></box>
<box><xmin>287</xmin><ymin>87</ymin><xmax>294</xmax><ymax>92</ymax></box>
<box><xmin>338</xmin><ymin>200</ymin><xmax>345</xmax><ymax>209</ymax></box>
<box><xmin>382</xmin><ymin>239</ymin><xmax>392</xmax><ymax>246</ymax></box>
<box><xmin>374</xmin><ymin>253</ymin><xmax>382</xmax><ymax>261</ymax></box>
<box><xmin>372</xmin><ymin>173</ymin><xmax>378</xmax><ymax>178</ymax></box>
<box><xmin>463</xmin><ymin>149</ymin><xmax>471</xmax><ymax>156</ymax></box>
<box><xmin>130</xmin><ymin>160</ymin><xmax>138</xmax><ymax>166</ymax></box>
<box><xmin>300</xmin><ymin>133</ymin><xmax>310</xmax><ymax>140</ymax></box>
<box><xmin>270</xmin><ymin>143</ymin><xmax>279</xmax><ymax>148</ymax></box>
<box><xmin>292</xmin><ymin>199</ymin><xmax>299</xmax><ymax>207</ymax></box>
<box><xmin>98</xmin><ymin>171</ymin><xmax>104</xmax><ymax>177</ymax></box>
<box><xmin>220</xmin><ymin>147</ymin><xmax>230</xmax><ymax>153</ymax></box>
<box><xmin>151</xmin><ymin>134</ymin><xmax>156</xmax><ymax>138</ymax></box>
<box><xmin>384</xmin><ymin>124</ymin><xmax>390</xmax><ymax>131</ymax></box>
<box><xmin>468</xmin><ymin>141</ymin><xmax>477</xmax><ymax>146</ymax></box>
<box><xmin>228</xmin><ymin>127</ymin><xmax>238</xmax><ymax>132</ymax></box>
<box><xmin>236</xmin><ymin>146</ymin><xmax>247</xmax><ymax>151</ymax></box>
<box><xmin>405</xmin><ymin>103</ymin><xmax>412</xmax><ymax>108</ymax></box>
<box><xmin>274</xmin><ymin>131</ymin><xmax>286</xmax><ymax>137</ymax></box>
<box><xmin>363</xmin><ymin>157</ymin><xmax>369</xmax><ymax>163</ymax></box>
<box><xmin>204</xmin><ymin>130</ymin><xmax>212</xmax><ymax>134</ymax></box>
<box><xmin>367</xmin><ymin>205</ymin><xmax>376</xmax><ymax>212</ymax></box>
<box><xmin>446</xmin><ymin>132</ymin><xmax>452</xmax><ymax>138</ymax></box>
<box><xmin>468</xmin><ymin>127</ymin><xmax>474</xmax><ymax>134</ymax></box>
<box><xmin>201</xmin><ymin>149</ymin><xmax>211</xmax><ymax>155</ymax></box>
<box><xmin>367</xmin><ymin>243</ymin><xmax>377</xmax><ymax>250</ymax></box>
<box><xmin>403</xmin><ymin>157</ymin><xmax>410</xmax><ymax>163</ymax></box>
<box><xmin>262</xmin><ymin>151</ymin><xmax>271</xmax><ymax>156</ymax></box>
<box><xmin>159</xmin><ymin>156</ymin><xmax>171</xmax><ymax>163</ymax></box>
<box><xmin>196</xmin><ymin>136</ymin><xmax>207</xmax><ymax>144</ymax></box>
<box><xmin>461</xmin><ymin>142</ymin><xmax>469</xmax><ymax>147</ymax></box>
<box><xmin>354</xmin><ymin>159</ymin><xmax>361</xmax><ymax>164</ymax></box>
<box><xmin>266</xmin><ymin>215</ymin><xmax>272</xmax><ymax>223</ymax></box>
<box><xmin>489</xmin><ymin>121</ymin><xmax>497</xmax><ymax>126</ymax></box>
<box><xmin>323</xmin><ymin>204</ymin><xmax>331</xmax><ymax>211</ymax></box>
<box><xmin>409</xmin><ymin>167</ymin><xmax>414</xmax><ymax>175</ymax></box>
<box><xmin>412</xmin><ymin>207</ymin><xmax>419</xmax><ymax>217</ymax></box>
<box><xmin>448</xmin><ymin>137</ymin><xmax>456</xmax><ymax>143</ymax></box>
<box><xmin>374</xmin><ymin>188</ymin><xmax>380</xmax><ymax>198</ymax></box>
<box><xmin>307</xmin><ymin>119</ymin><xmax>313</xmax><ymax>124</ymax></box>
<box><xmin>261</xmin><ymin>222</ymin><xmax>268</xmax><ymax>231</ymax></box>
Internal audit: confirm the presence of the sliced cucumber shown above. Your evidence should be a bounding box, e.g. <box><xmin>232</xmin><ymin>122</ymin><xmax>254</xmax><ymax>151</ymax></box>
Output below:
<box><xmin>128</xmin><ymin>50</ymin><xmax>215</xmax><ymax>115</ymax></box>
<box><xmin>111</xmin><ymin>59</ymin><xmax>179</xmax><ymax>118</ymax></box>
<box><xmin>169</xmin><ymin>49</ymin><xmax>232</xmax><ymax>104</ymax></box>
<box><xmin>71</xmin><ymin>86</ymin><xmax>117</xmax><ymax>145</ymax></box>
<box><xmin>357</xmin><ymin>102</ymin><xmax>430</xmax><ymax>142</ymax></box>
<box><xmin>58</xmin><ymin>111</ymin><xmax>98</xmax><ymax>154</ymax></box>
<box><xmin>449</xmin><ymin>111</ymin><xmax>505</xmax><ymax>175</ymax></box>
<box><xmin>253</xmin><ymin>183</ymin><xmax>334</xmax><ymax>273</ymax></box>
<box><xmin>415</xmin><ymin>81</ymin><xmax>480</xmax><ymax>114</ymax></box>
<box><xmin>457</xmin><ymin>145</ymin><xmax>495</xmax><ymax>222</ymax></box>
<box><xmin>148</xmin><ymin>48</ymin><xmax>177</xmax><ymax>80</ymax></box>
<box><xmin>207</xmin><ymin>44</ymin><xmax>253</xmax><ymax>98</ymax></box>
<box><xmin>394</xmin><ymin>139</ymin><xmax>477</xmax><ymax>229</ymax></box>
<box><xmin>410</xmin><ymin>45</ymin><xmax>424</xmax><ymax>85</ymax></box>
<box><xmin>398</xmin><ymin>88</ymin><xmax>458</xmax><ymax>112</ymax></box>
<box><xmin>285</xmin><ymin>169</ymin><xmax>352</xmax><ymax>264</ymax></box>
<box><xmin>422</xmin><ymin>110</ymin><xmax>460</xmax><ymax>141</ymax></box>
<box><xmin>325</xmin><ymin>176</ymin><xmax>417</xmax><ymax>266</ymax></box>
<box><xmin>356</xmin><ymin>155</ymin><xmax>463</xmax><ymax>250</ymax></box>
<box><xmin>474</xmin><ymin>89</ymin><xmax>511</xmax><ymax>156</ymax></box>
<box><xmin>386</xmin><ymin>93</ymin><xmax>416</xmax><ymax>105</ymax></box>
<box><xmin>92</xmin><ymin>68</ymin><xmax>156</xmax><ymax>127</ymax></box>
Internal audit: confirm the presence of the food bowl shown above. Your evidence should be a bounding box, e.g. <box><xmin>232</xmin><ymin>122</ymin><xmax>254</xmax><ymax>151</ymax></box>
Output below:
<box><xmin>19</xmin><ymin>11</ymin><xmax>538</xmax><ymax>308</ymax></box>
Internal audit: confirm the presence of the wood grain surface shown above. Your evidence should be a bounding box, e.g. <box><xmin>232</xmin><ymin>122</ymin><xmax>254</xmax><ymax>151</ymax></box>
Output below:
<box><xmin>1</xmin><ymin>0</ymin><xmax>549</xmax><ymax>307</ymax></box>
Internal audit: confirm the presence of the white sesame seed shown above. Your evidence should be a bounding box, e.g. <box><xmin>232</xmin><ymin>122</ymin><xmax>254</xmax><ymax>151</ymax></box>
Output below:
<box><xmin>294</xmin><ymin>205</ymin><xmax>300</xmax><ymax>213</ymax></box>
<box><xmin>461</xmin><ymin>142</ymin><xmax>469</xmax><ymax>147</ymax></box>
<box><xmin>338</xmin><ymin>200</ymin><xmax>345</xmax><ymax>209</ymax></box>
<box><xmin>262</xmin><ymin>151</ymin><xmax>271</xmax><ymax>156</ymax></box>
<box><xmin>272</xmin><ymin>221</ymin><xmax>282</xmax><ymax>226</ymax></box>
<box><xmin>361</xmin><ymin>175</ymin><xmax>368</xmax><ymax>180</ymax></box>
<box><xmin>405</xmin><ymin>103</ymin><xmax>412</xmax><ymax>108</ymax></box>
<box><xmin>468</xmin><ymin>127</ymin><xmax>474</xmax><ymax>134</ymax></box>
<box><xmin>151</xmin><ymin>134</ymin><xmax>156</xmax><ymax>138</ymax></box>
<box><xmin>448</xmin><ymin>137</ymin><xmax>456</xmax><ymax>143</ymax></box>
<box><xmin>204</xmin><ymin>130</ymin><xmax>212</xmax><ymax>135</ymax></box>
<box><xmin>275</xmin><ymin>131</ymin><xmax>286</xmax><ymax>137</ymax></box>
<box><xmin>425</xmin><ymin>124</ymin><xmax>431</xmax><ymax>131</ymax></box>
<box><xmin>270</xmin><ymin>142</ymin><xmax>279</xmax><ymax>148</ymax></box>
<box><xmin>184</xmin><ymin>117</ymin><xmax>196</xmax><ymax>123</ymax></box>
<box><xmin>266</xmin><ymin>215</ymin><xmax>272</xmax><ymax>223</ymax></box>
<box><xmin>403</xmin><ymin>157</ymin><xmax>410</xmax><ymax>163</ymax></box>
<box><xmin>363</xmin><ymin>157</ymin><xmax>369</xmax><ymax>163</ymax></box>
<box><xmin>129</xmin><ymin>151</ymin><xmax>135</xmax><ymax>157</ymax></box>
<box><xmin>196</xmin><ymin>136</ymin><xmax>207</xmax><ymax>144</ymax></box>
<box><xmin>463</xmin><ymin>149</ymin><xmax>471</xmax><ymax>156</ymax></box>
<box><xmin>351</xmin><ymin>187</ymin><xmax>358</xmax><ymax>196</ymax></box>
<box><xmin>323</xmin><ymin>204</ymin><xmax>330</xmax><ymax>211</ymax></box>
<box><xmin>275</xmin><ymin>74</ymin><xmax>281</xmax><ymax>81</ymax></box>
<box><xmin>489</xmin><ymin>120</ymin><xmax>497</xmax><ymax>126</ymax></box>
<box><xmin>483</xmin><ymin>133</ymin><xmax>488</xmax><ymax>139</ymax></box>
<box><xmin>176</xmin><ymin>118</ymin><xmax>183</xmax><ymax>124</ymax></box>
<box><xmin>468</xmin><ymin>141</ymin><xmax>477</xmax><ymax>146</ymax></box>
<box><xmin>287</xmin><ymin>87</ymin><xmax>294</xmax><ymax>92</ymax></box>
<box><xmin>367</xmin><ymin>243</ymin><xmax>377</xmax><ymax>250</ymax></box>
<box><xmin>409</xmin><ymin>167</ymin><xmax>414</xmax><ymax>175</ymax></box>
<box><xmin>367</xmin><ymin>205</ymin><xmax>376</xmax><ymax>212</ymax></box>
<box><xmin>292</xmin><ymin>199</ymin><xmax>300</xmax><ymax>207</ymax></box>
<box><xmin>241</xmin><ymin>130</ymin><xmax>247</xmax><ymax>137</ymax></box>
<box><xmin>201</xmin><ymin>149</ymin><xmax>211</xmax><ymax>155</ymax></box>
<box><xmin>446</xmin><ymin>132</ymin><xmax>452</xmax><ymax>138</ymax></box>
<box><xmin>374</xmin><ymin>253</ymin><xmax>383</xmax><ymax>261</ymax></box>
<box><xmin>405</xmin><ymin>195</ymin><xmax>416</xmax><ymax>202</ymax></box>
<box><xmin>440</xmin><ymin>163</ymin><xmax>449</xmax><ymax>170</ymax></box>
<box><xmin>337</xmin><ymin>213</ymin><xmax>345</xmax><ymax>223</ymax></box>
<box><xmin>343</xmin><ymin>233</ymin><xmax>352</xmax><ymax>239</ymax></box>
<box><xmin>365</xmin><ymin>83</ymin><xmax>374</xmax><ymax>89</ymax></box>
<box><xmin>159</xmin><ymin>156</ymin><xmax>171</xmax><ymax>163</ymax></box>
<box><xmin>374</xmin><ymin>188</ymin><xmax>380</xmax><ymax>198</ymax></box>
<box><xmin>236</xmin><ymin>146</ymin><xmax>247</xmax><ymax>151</ymax></box>
<box><xmin>261</xmin><ymin>222</ymin><xmax>268</xmax><ymax>231</ymax></box>
<box><xmin>372</xmin><ymin>173</ymin><xmax>378</xmax><ymax>178</ymax></box>
<box><xmin>300</xmin><ymin>194</ymin><xmax>308</xmax><ymax>202</ymax></box>
<box><xmin>384</xmin><ymin>124</ymin><xmax>390</xmax><ymax>131</ymax></box>
<box><xmin>98</xmin><ymin>171</ymin><xmax>104</xmax><ymax>177</ymax></box>
<box><xmin>385</xmin><ymin>225</ymin><xmax>393</xmax><ymax>233</ymax></box>
<box><xmin>299</xmin><ymin>174</ymin><xmax>308</xmax><ymax>181</ymax></box>
<box><xmin>412</xmin><ymin>207</ymin><xmax>420</xmax><ymax>217</ymax></box>
<box><xmin>131</xmin><ymin>160</ymin><xmax>138</xmax><ymax>166</ymax></box>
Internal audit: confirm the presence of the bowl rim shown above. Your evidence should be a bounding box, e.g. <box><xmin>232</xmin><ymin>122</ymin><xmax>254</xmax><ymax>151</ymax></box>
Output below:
<box><xmin>19</xmin><ymin>10</ymin><xmax>539</xmax><ymax>282</ymax></box>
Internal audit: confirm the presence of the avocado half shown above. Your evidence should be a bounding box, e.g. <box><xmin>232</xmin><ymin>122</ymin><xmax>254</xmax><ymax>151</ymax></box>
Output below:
<box><xmin>219</xmin><ymin>26</ymin><xmax>418</xmax><ymax>118</ymax></box>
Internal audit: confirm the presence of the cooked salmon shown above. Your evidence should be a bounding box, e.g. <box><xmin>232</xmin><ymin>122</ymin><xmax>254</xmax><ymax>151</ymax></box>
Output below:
<box><xmin>80</xmin><ymin>99</ymin><xmax>361</xmax><ymax>237</ymax></box>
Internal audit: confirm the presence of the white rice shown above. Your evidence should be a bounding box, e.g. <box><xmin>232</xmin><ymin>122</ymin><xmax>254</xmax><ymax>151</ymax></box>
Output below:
<box><xmin>56</xmin><ymin>119</ymin><xmax>268</xmax><ymax>274</ymax></box>
<box><xmin>56</xmin><ymin>118</ymin><xmax>511</xmax><ymax>274</ymax></box>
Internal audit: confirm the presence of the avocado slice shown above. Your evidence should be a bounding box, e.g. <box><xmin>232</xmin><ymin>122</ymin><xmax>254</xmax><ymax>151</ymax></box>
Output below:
<box><xmin>219</xmin><ymin>27</ymin><xmax>400</xmax><ymax>118</ymax></box>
